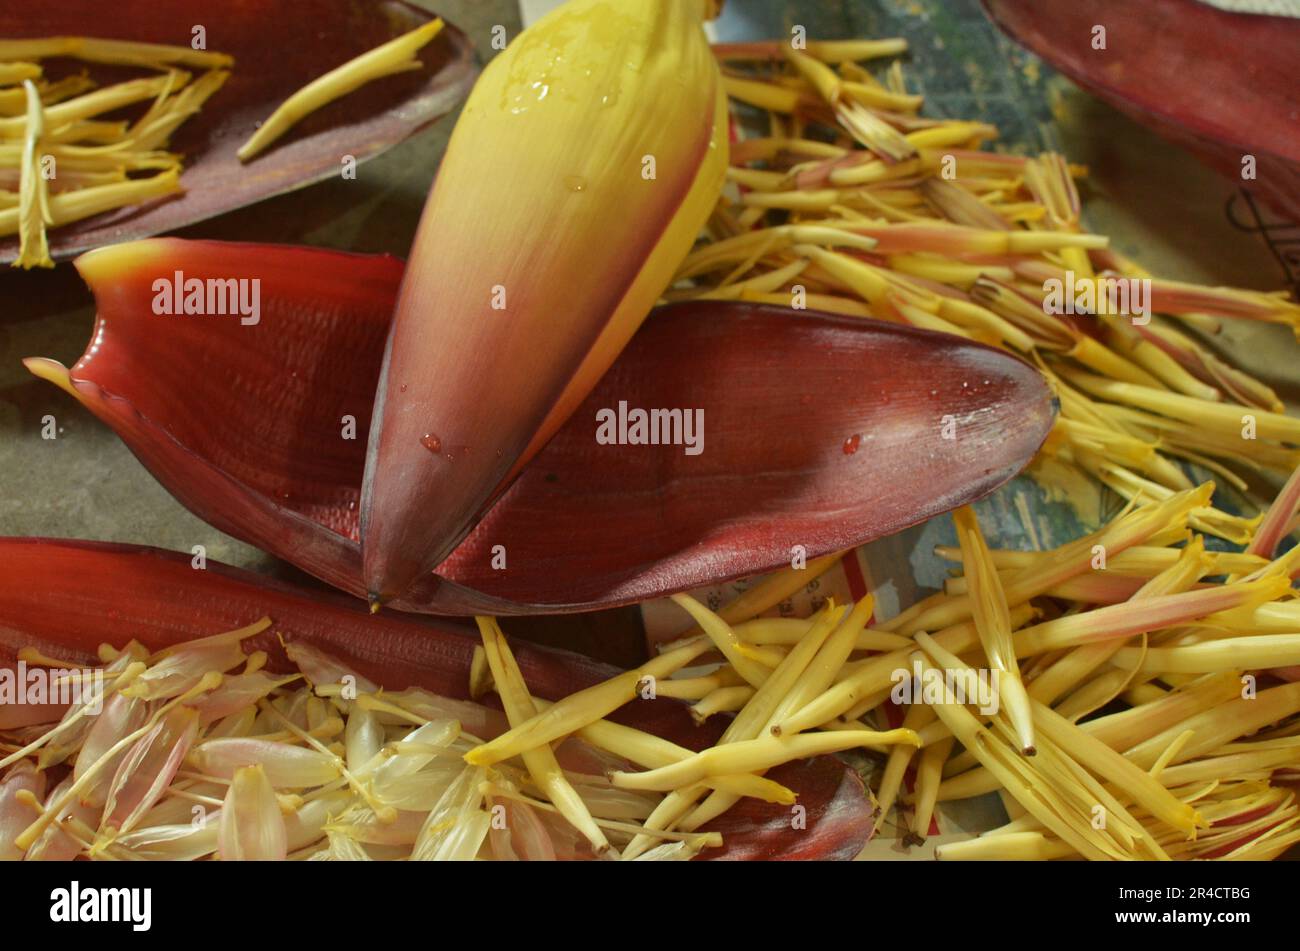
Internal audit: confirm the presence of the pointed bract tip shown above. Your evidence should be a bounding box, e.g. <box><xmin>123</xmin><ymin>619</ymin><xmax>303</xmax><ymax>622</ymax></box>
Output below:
<box><xmin>23</xmin><ymin>357</ymin><xmax>79</xmax><ymax>399</ymax></box>
<box><xmin>73</xmin><ymin>238</ymin><xmax>170</xmax><ymax>287</ymax></box>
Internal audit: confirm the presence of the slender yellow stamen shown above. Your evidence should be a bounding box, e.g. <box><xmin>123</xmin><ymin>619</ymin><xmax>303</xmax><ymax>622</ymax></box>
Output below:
<box><xmin>237</xmin><ymin>19</ymin><xmax>444</xmax><ymax>161</ymax></box>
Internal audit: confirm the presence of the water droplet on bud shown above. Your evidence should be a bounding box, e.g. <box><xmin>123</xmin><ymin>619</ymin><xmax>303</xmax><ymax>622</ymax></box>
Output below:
<box><xmin>420</xmin><ymin>433</ymin><xmax>442</xmax><ymax>453</ymax></box>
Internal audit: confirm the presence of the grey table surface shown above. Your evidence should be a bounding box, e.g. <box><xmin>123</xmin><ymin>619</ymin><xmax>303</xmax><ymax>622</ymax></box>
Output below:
<box><xmin>1</xmin><ymin>0</ymin><xmax>1295</xmax><ymax>665</ymax></box>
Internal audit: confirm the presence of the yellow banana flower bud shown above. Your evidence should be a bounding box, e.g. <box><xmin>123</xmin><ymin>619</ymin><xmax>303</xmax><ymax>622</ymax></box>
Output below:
<box><xmin>362</xmin><ymin>0</ymin><xmax>728</xmax><ymax>603</ymax></box>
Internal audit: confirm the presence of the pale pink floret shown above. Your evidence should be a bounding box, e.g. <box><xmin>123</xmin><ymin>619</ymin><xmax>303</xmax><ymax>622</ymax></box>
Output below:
<box><xmin>0</xmin><ymin>761</ymin><xmax>45</xmax><ymax>860</ymax></box>
<box><xmin>100</xmin><ymin>705</ymin><xmax>200</xmax><ymax>837</ymax></box>
<box><xmin>218</xmin><ymin>764</ymin><xmax>287</xmax><ymax>861</ymax></box>
<box><xmin>74</xmin><ymin>692</ymin><xmax>149</xmax><ymax>809</ymax></box>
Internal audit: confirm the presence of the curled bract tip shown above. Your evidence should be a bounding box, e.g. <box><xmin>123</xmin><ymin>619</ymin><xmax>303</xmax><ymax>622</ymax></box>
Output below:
<box><xmin>21</xmin><ymin>357</ymin><xmax>77</xmax><ymax>399</ymax></box>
